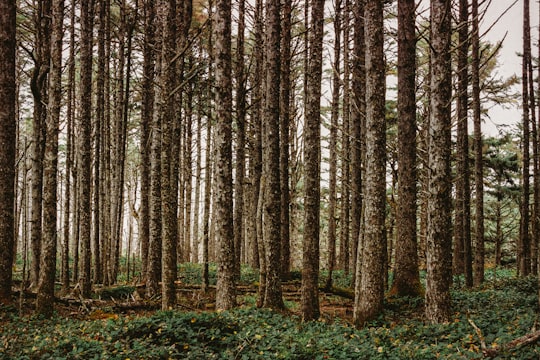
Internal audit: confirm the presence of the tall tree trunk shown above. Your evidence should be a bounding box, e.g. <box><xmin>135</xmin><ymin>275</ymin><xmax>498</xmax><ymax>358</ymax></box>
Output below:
<box><xmin>36</xmin><ymin>0</ymin><xmax>64</xmax><ymax>317</ymax></box>
<box><xmin>279</xmin><ymin>0</ymin><xmax>292</xmax><ymax>279</ymax></box>
<box><xmin>325</xmin><ymin>0</ymin><xmax>341</xmax><ymax>290</ymax></box>
<box><xmin>425</xmin><ymin>0</ymin><xmax>453</xmax><ymax>324</ymax></box>
<box><xmin>93</xmin><ymin>0</ymin><xmax>107</xmax><ymax>285</ymax></box>
<box><xmin>139</xmin><ymin>0</ymin><xmax>156</xmax><ymax>279</ymax></box>
<box><xmin>350</xmin><ymin>0</ymin><xmax>365</xmax><ymax>281</ymax></box>
<box><xmin>339</xmin><ymin>0</ymin><xmax>351</xmax><ymax>273</ymax></box>
<box><xmin>262</xmin><ymin>0</ymin><xmax>284</xmax><ymax>309</ymax></box>
<box><xmin>30</xmin><ymin>0</ymin><xmax>51</xmax><ymax>289</ymax></box>
<box><xmin>354</xmin><ymin>0</ymin><xmax>386</xmax><ymax>327</ymax></box>
<box><xmin>453</xmin><ymin>0</ymin><xmax>473</xmax><ymax>287</ymax></box>
<box><xmin>61</xmin><ymin>0</ymin><xmax>76</xmax><ymax>293</ymax></box>
<box><xmin>233</xmin><ymin>0</ymin><xmax>246</xmax><ymax>279</ymax></box>
<box><xmin>302</xmin><ymin>0</ymin><xmax>324</xmax><ymax>322</ymax></box>
<box><xmin>472</xmin><ymin>0</ymin><xmax>485</xmax><ymax>286</ymax></box>
<box><xmin>78</xmin><ymin>0</ymin><xmax>95</xmax><ymax>298</ymax></box>
<box><xmin>390</xmin><ymin>0</ymin><xmax>422</xmax><ymax>297</ymax></box>
<box><xmin>0</xmin><ymin>0</ymin><xmax>16</xmax><ymax>305</ymax></box>
<box><xmin>520</xmin><ymin>0</ymin><xmax>531</xmax><ymax>277</ymax></box>
<box><xmin>160</xmin><ymin>0</ymin><xmax>179</xmax><ymax>310</ymax></box>
<box><xmin>214</xmin><ymin>0</ymin><xmax>236</xmax><ymax>310</ymax></box>
<box><xmin>247</xmin><ymin>0</ymin><xmax>263</xmax><ymax>271</ymax></box>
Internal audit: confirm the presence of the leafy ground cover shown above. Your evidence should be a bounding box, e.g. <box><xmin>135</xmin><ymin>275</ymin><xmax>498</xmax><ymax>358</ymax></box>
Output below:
<box><xmin>1</xmin><ymin>269</ymin><xmax>539</xmax><ymax>359</ymax></box>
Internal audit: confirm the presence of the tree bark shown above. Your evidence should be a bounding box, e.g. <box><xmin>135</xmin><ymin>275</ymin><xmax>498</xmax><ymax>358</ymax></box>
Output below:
<box><xmin>425</xmin><ymin>0</ymin><xmax>453</xmax><ymax>324</ymax></box>
<box><xmin>390</xmin><ymin>0</ymin><xmax>422</xmax><ymax>297</ymax></box>
<box><xmin>214</xmin><ymin>0</ymin><xmax>236</xmax><ymax>310</ymax></box>
<box><xmin>78</xmin><ymin>0</ymin><xmax>95</xmax><ymax>298</ymax></box>
<box><xmin>302</xmin><ymin>0</ymin><xmax>324</xmax><ymax>322</ymax></box>
<box><xmin>472</xmin><ymin>0</ymin><xmax>485</xmax><ymax>286</ymax></box>
<box><xmin>0</xmin><ymin>0</ymin><xmax>16</xmax><ymax>305</ymax></box>
<box><xmin>326</xmin><ymin>0</ymin><xmax>341</xmax><ymax>290</ymax></box>
<box><xmin>520</xmin><ymin>0</ymin><xmax>531</xmax><ymax>277</ymax></box>
<box><xmin>36</xmin><ymin>0</ymin><xmax>64</xmax><ymax>317</ymax></box>
<box><xmin>354</xmin><ymin>0</ymin><xmax>386</xmax><ymax>327</ymax></box>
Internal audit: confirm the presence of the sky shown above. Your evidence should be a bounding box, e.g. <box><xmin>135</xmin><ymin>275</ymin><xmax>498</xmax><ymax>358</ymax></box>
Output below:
<box><xmin>483</xmin><ymin>0</ymin><xmax>538</xmax><ymax>135</ymax></box>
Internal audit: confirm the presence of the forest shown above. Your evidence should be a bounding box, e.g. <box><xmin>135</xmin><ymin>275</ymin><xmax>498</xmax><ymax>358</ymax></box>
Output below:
<box><xmin>1</xmin><ymin>0</ymin><xmax>540</xmax><ymax>358</ymax></box>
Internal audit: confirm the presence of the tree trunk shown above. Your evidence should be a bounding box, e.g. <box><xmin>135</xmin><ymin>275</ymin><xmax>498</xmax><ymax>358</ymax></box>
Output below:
<box><xmin>36</xmin><ymin>0</ymin><xmax>64</xmax><ymax>317</ymax></box>
<box><xmin>279</xmin><ymin>0</ymin><xmax>292</xmax><ymax>279</ymax></box>
<box><xmin>453</xmin><ymin>0</ymin><xmax>473</xmax><ymax>287</ymax></box>
<box><xmin>326</xmin><ymin>0</ymin><xmax>341</xmax><ymax>290</ymax></box>
<box><xmin>160</xmin><ymin>0</ymin><xmax>179</xmax><ymax>310</ymax></box>
<box><xmin>261</xmin><ymin>0</ymin><xmax>284</xmax><ymax>309</ymax></box>
<box><xmin>233</xmin><ymin>0</ymin><xmax>246</xmax><ymax>279</ymax></box>
<box><xmin>139</xmin><ymin>0</ymin><xmax>156</xmax><ymax>279</ymax></box>
<box><xmin>302</xmin><ymin>0</ymin><xmax>324</xmax><ymax>322</ymax></box>
<box><xmin>0</xmin><ymin>0</ymin><xmax>16</xmax><ymax>305</ymax></box>
<box><xmin>425</xmin><ymin>0</ymin><xmax>453</xmax><ymax>324</ymax></box>
<box><xmin>350</xmin><ymin>0</ymin><xmax>365</xmax><ymax>281</ymax></box>
<box><xmin>472</xmin><ymin>0</ymin><xmax>485</xmax><ymax>286</ymax></box>
<box><xmin>214</xmin><ymin>0</ymin><xmax>236</xmax><ymax>310</ymax></box>
<box><xmin>354</xmin><ymin>0</ymin><xmax>386</xmax><ymax>327</ymax></box>
<box><xmin>78</xmin><ymin>0</ymin><xmax>95</xmax><ymax>298</ymax></box>
<box><xmin>30</xmin><ymin>0</ymin><xmax>51</xmax><ymax>289</ymax></box>
<box><xmin>390</xmin><ymin>0</ymin><xmax>422</xmax><ymax>297</ymax></box>
<box><xmin>520</xmin><ymin>0</ymin><xmax>531</xmax><ymax>277</ymax></box>
<box><xmin>339</xmin><ymin>0</ymin><xmax>351</xmax><ymax>273</ymax></box>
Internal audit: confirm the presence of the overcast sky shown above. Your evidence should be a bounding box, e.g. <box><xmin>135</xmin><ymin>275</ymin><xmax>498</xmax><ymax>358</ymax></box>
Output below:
<box><xmin>483</xmin><ymin>0</ymin><xmax>538</xmax><ymax>135</ymax></box>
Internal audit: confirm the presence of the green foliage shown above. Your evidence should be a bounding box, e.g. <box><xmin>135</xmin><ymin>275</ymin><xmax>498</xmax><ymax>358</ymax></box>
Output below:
<box><xmin>2</xmin><ymin>275</ymin><xmax>540</xmax><ymax>359</ymax></box>
<box><xmin>178</xmin><ymin>263</ymin><xmax>259</xmax><ymax>286</ymax></box>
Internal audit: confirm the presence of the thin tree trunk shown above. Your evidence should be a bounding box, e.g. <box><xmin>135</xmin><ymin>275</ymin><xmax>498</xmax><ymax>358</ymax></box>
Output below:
<box><xmin>472</xmin><ymin>0</ymin><xmax>485</xmax><ymax>286</ymax></box>
<box><xmin>350</xmin><ymin>0</ymin><xmax>365</xmax><ymax>282</ymax></box>
<box><xmin>279</xmin><ymin>0</ymin><xmax>292</xmax><ymax>279</ymax></box>
<box><xmin>325</xmin><ymin>0</ymin><xmax>341</xmax><ymax>290</ymax></box>
<box><xmin>339</xmin><ymin>0</ymin><xmax>351</xmax><ymax>273</ymax></box>
<box><xmin>520</xmin><ymin>0</ymin><xmax>531</xmax><ymax>277</ymax></box>
<box><xmin>78</xmin><ymin>0</ymin><xmax>95</xmax><ymax>298</ymax></box>
<box><xmin>139</xmin><ymin>0</ymin><xmax>156</xmax><ymax>279</ymax></box>
<box><xmin>234</xmin><ymin>0</ymin><xmax>246</xmax><ymax>279</ymax></box>
<box><xmin>453</xmin><ymin>0</ymin><xmax>472</xmax><ymax>287</ymax></box>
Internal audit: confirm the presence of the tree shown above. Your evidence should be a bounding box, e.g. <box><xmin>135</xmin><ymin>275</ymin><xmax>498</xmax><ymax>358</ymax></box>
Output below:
<box><xmin>519</xmin><ymin>0</ymin><xmax>532</xmax><ymax>277</ymax></box>
<box><xmin>78</xmin><ymin>0</ymin><xmax>95</xmax><ymax>298</ymax></box>
<box><xmin>0</xmin><ymin>0</ymin><xmax>16</xmax><ymax>305</ymax></box>
<box><xmin>139</xmin><ymin>0</ymin><xmax>156</xmax><ymax>279</ymax></box>
<box><xmin>302</xmin><ymin>0</ymin><xmax>324</xmax><ymax>322</ymax></box>
<box><xmin>261</xmin><ymin>0</ymin><xmax>285</xmax><ymax>309</ymax></box>
<box><xmin>214</xmin><ymin>0</ymin><xmax>236</xmax><ymax>310</ymax></box>
<box><xmin>36</xmin><ymin>0</ymin><xmax>64</xmax><ymax>317</ymax></box>
<box><xmin>325</xmin><ymin>0</ymin><xmax>341</xmax><ymax>291</ymax></box>
<box><xmin>279</xmin><ymin>0</ymin><xmax>292</xmax><ymax>279</ymax></box>
<box><xmin>453</xmin><ymin>0</ymin><xmax>473</xmax><ymax>287</ymax></box>
<box><xmin>390</xmin><ymin>0</ymin><xmax>422</xmax><ymax>297</ymax></box>
<box><xmin>425</xmin><ymin>0</ymin><xmax>453</xmax><ymax>324</ymax></box>
<box><xmin>354</xmin><ymin>0</ymin><xmax>386</xmax><ymax>326</ymax></box>
<box><xmin>160</xmin><ymin>0</ymin><xmax>179</xmax><ymax>310</ymax></box>
<box><xmin>471</xmin><ymin>0</ymin><xmax>485</xmax><ymax>286</ymax></box>
<box><xmin>29</xmin><ymin>0</ymin><xmax>51</xmax><ymax>289</ymax></box>
<box><xmin>349</xmin><ymin>0</ymin><xmax>365</xmax><ymax>280</ymax></box>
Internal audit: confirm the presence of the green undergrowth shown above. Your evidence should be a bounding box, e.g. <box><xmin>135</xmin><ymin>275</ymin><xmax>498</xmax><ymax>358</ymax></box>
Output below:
<box><xmin>1</xmin><ymin>274</ymin><xmax>540</xmax><ymax>359</ymax></box>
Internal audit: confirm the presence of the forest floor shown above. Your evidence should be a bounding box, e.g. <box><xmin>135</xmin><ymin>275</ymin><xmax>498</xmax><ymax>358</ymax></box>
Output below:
<box><xmin>1</xmin><ymin>266</ymin><xmax>540</xmax><ymax>359</ymax></box>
